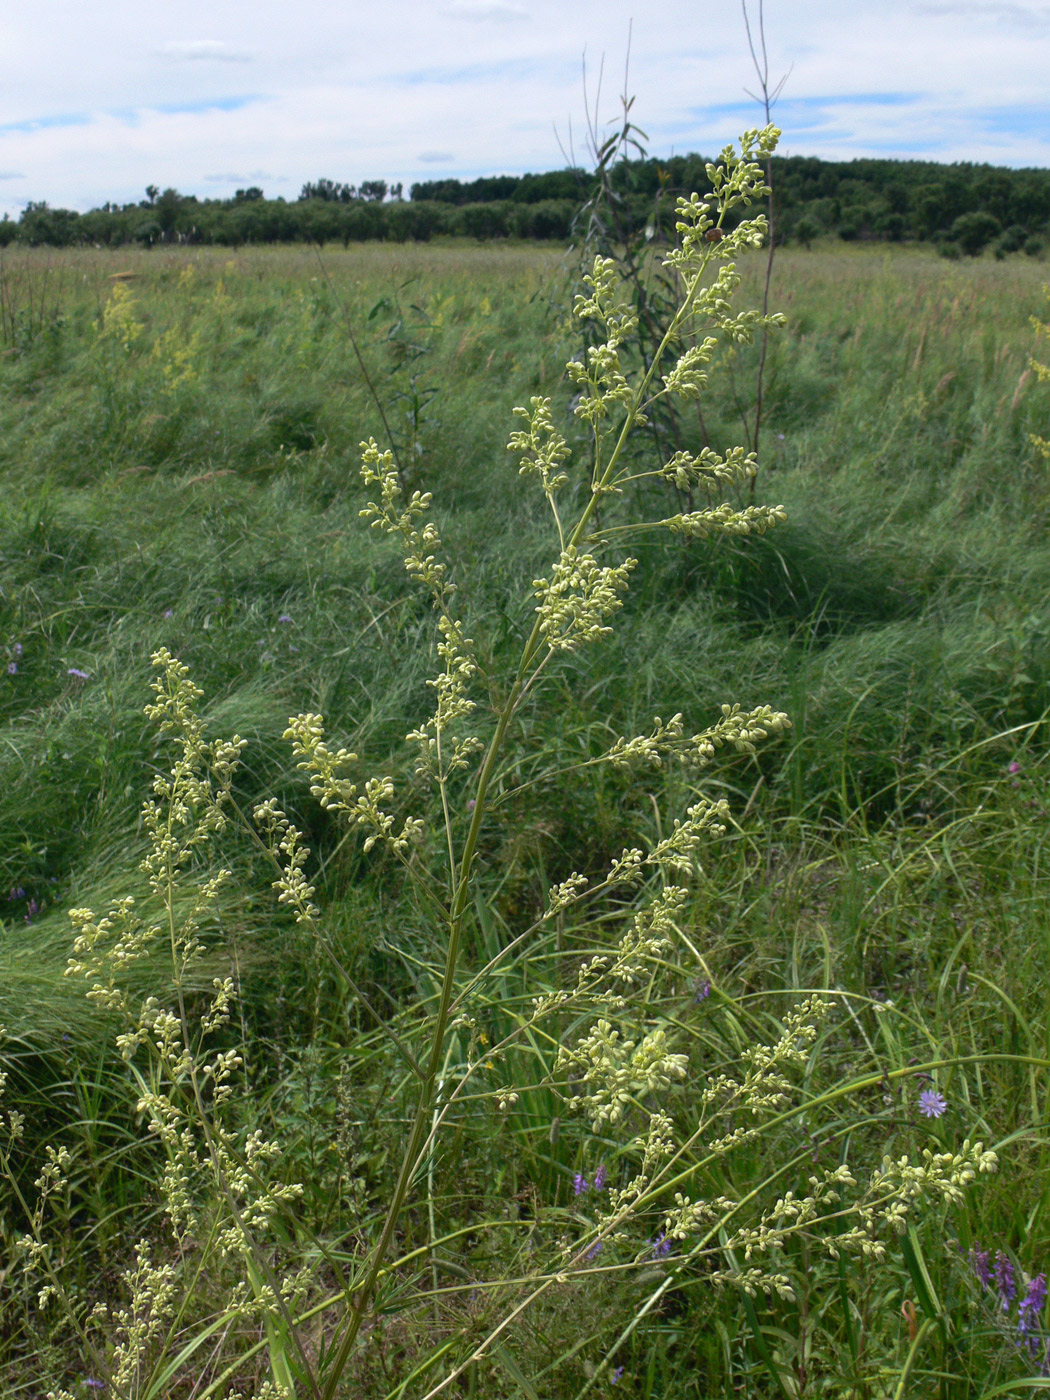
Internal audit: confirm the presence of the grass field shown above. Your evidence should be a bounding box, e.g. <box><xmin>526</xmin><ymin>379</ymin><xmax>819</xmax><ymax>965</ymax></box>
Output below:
<box><xmin>1</xmin><ymin>232</ymin><xmax>1049</xmax><ymax>1397</ymax></box>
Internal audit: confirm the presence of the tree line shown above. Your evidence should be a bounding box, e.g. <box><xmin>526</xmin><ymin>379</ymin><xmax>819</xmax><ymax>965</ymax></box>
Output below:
<box><xmin>3</xmin><ymin>152</ymin><xmax>1048</xmax><ymax>256</ymax></box>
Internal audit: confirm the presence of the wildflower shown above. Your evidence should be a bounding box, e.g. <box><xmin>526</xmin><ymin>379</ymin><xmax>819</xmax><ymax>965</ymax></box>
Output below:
<box><xmin>996</xmin><ymin>1252</ymin><xmax>1017</xmax><ymax>1311</ymax></box>
<box><xmin>971</xmin><ymin>1248</ymin><xmax>992</xmax><ymax>1289</ymax></box>
<box><xmin>650</xmin><ymin>1233</ymin><xmax>672</xmax><ymax>1259</ymax></box>
<box><xmin>693</xmin><ymin>979</ymin><xmax>711</xmax><ymax>1003</ymax></box>
<box><xmin>84</xmin><ymin>1382</ymin><xmax>105</xmax><ymax>1392</ymax></box>
<box><xmin>573</xmin><ymin>1173</ymin><xmax>588</xmax><ymax>1196</ymax></box>
<box><xmin>918</xmin><ymin>1088</ymin><xmax>947</xmax><ymax>1118</ymax></box>
<box><xmin>6</xmin><ymin>662</ymin><xmax>16</xmax><ymax>675</ymax></box>
<box><xmin>594</xmin><ymin>1163</ymin><xmax>607</xmax><ymax>1192</ymax></box>
<box><xmin>8</xmin><ymin>886</ymin><xmax>25</xmax><ymax>900</ymax></box>
<box><xmin>611</xmin><ymin>1366</ymin><xmax>624</xmax><ymax>1383</ymax></box>
<box><xmin>12</xmin><ymin>642</ymin><xmax>22</xmax><ymax>655</ymax></box>
<box><xmin>278</xmin><ymin>614</ymin><xmax>293</xmax><ymax>623</ymax></box>
<box><xmin>1008</xmin><ymin>760</ymin><xmax>1022</xmax><ymax>775</ymax></box>
<box><xmin>24</xmin><ymin>899</ymin><xmax>39</xmax><ymax>923</ymax></box>
<box><xmin>1020</xmin><ymin>1273</ymin><xmax>1047</xmax><ymax>1338</ymax></box>
<box><xmin>163</xmin><ymin>608</ymin><xmax>173</xmax><ymax>619</ymax></box>
<box><xmin>585</xmin><ymin>1239</ymin><xmax>603</xmax><ymax>1261</ymax></box>
<box><xmin>67</xmin><ymin>667</ymin><xmax>90</xmax><ymax>681</ymax></box>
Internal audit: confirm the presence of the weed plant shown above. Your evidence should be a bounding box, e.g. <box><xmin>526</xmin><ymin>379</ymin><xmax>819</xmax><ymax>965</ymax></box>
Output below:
<box><xmin>0</xmin><ymin>134</ymin><xmax>1048</xmax><ymax>1397</ymax></box>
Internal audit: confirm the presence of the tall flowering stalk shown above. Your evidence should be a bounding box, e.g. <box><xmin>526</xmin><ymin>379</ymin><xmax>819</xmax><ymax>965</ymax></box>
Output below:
<box><xmin>261</xmin><ymin>127</ymin><xmax>997</xmax><ymax>1399</ymax></box>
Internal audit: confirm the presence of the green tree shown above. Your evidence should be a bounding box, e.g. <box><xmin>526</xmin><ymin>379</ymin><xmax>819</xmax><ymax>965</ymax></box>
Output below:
<box><xmin>950</xmin><ymin>210</ymin><xmax>1001</xmax><ymax>255</ymax></box>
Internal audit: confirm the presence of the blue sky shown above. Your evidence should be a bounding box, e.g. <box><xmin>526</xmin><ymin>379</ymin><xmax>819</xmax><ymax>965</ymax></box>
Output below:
<box><xmin>1</xmin><ymin>0</ymin><xmax>1049</xmax><ymax>216</ymax></box>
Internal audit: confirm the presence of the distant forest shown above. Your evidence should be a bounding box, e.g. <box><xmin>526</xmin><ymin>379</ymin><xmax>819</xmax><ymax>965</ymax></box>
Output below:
<box><xmin>4</xmin><ymin>152</ymin><xmax>1048</xmax><ymax>257</ymax></box>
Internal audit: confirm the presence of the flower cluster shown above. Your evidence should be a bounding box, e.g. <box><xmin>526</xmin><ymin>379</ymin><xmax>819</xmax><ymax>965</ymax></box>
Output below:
<box><xmin>972</xmin><ymin>1247</ymin><xmax>1049</xmax><ymax>1367</ymax></box>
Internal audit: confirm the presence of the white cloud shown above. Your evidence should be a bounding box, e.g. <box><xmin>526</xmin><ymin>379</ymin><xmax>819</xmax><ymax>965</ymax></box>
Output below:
<box><xmin>159</xmin><ymin>40</ymin><xmax>252</xmax><ymax>63</ymax></box>
<box><xmin>913</xmin><ymin>1</ymin><xmax>1050</xmax><ymax>25</ymax></box>
<box><xmin>446</xmin><ymin>0</ymin><xmax>528</xmax><ymax>18</ymax></box>
<box><xmin>418</xmin><ymin>150</ymin><xmax>456</xmax><ymax>163</ymax></box>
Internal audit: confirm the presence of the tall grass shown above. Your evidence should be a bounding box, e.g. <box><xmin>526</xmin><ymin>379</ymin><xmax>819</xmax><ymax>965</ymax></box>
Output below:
<box><xmin>1</xmin><ymin>171</ymin><xmax>1049</xmax><ymax>1396</ymax></box>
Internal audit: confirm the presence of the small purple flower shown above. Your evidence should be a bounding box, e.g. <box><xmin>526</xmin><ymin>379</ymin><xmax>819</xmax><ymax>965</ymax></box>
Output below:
<box><xmin>278</xmin><ymin>614</ymin><xmax>293</xmax><ymax>624</ymax></box>
<box><xmin>1020</xmin><ymin>1274</ymin><xmax>1047</xmax><ymax>1338</ymax></box>
<box><xmin>1008</xmin><ymin>761</ymin><xmax>1022</xmax><ymax>775</ymax></box>
<box><xmin>84</xmin><ymin>1382</ymin><xmax>105</xmax><ymax>1392</ymax></box>
<box><xmin>585</xmin><ymin>1239</ymin><xmax>603</xmax><ymax>1261</ymax></box>
<box><xmin>573</xmin><ymin>1173</ymin><xmax>588</xmax><ymax>1196</ymax></box>
<box><xmin>8</xmin><ymin>886</ymin><xmax>25</xmax><ymax>900</ymax></box>
<box><xmin>12</xmin><ymin>643</ymin><xmax>22</xmax><ymax>656</ymax></box>
<box><xmin>163</xmin><ymin>609</ymin><xmax>173</xmax><ymax>619</ymax></box>
<box><xmin>594</xmin><ymin>1163</ymin><xmax>607</xmax><ymax>1192</ymax></box>
<box><xmin>971</xmin><ymin>1249</ymin><xmax>992</xmax><ymax>1290</ymax></box>
<box><xmin>918</xmin><ymin>1089</ymin><xmax>947</xmax><ymax>1118</ymax></box>
<box><xmin>610</xmin><ymin>1366</ymin><xmax>624</xmax><ymax>1383</ymax></box>
<box><xmin>67</xmin><ymin>667</ymin><xmax>90</xmax><ymax>681</ymax></box>
<box><xmin>24</xmin><ymin>898</ymin><xmax>39</xmax><ymax>924</ymax></box>
<box><xmin>6</xmin><ymin>662</ymin><xmax>16</xmax><ymax>675</ymax></box>
<box><xmin>693</xmin><ymin>979</ymin><xmax>711</xmax><ymax>1004</ymax></box>
<box><xmin>996</xmin><ymin>1252</ymin><xmax>1017</xmax><ymax>1311</ymax></box>
<box><xmin>777</xmin><ymin>433</ymin><xmax>786</xmax><ymax>440</ymax></box>
<box><xmin>650</xmin><ymin>1233</ymin><xmax>672</xmax><ymax>1259</ymax></box>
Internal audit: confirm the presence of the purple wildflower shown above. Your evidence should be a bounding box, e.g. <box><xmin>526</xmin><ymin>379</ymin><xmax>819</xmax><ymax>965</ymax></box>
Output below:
<box><xmin>693</xmin><ymin>979</ymin><xmax>711</xmax><ymax>1004</ymax></box>
<box><xmin>84</xmin><ymin>1382</ymin><xmax>105</xmax><ymax>1392</ymax></box>
<box><xmin>1009</xmin><ymin>761</ymin><xmax>1022</xmax><ymax>775</ymax></box>
<box><xmin>1020</xmin><ymin>1274</ymin><xmax>1047</xmax><ymax>1339</ymax></box>
<box><xmin>163</xmin><ymin>609</ymin><xmax>173</xmax><ymax>619</ymax></box>
<box><xmin>24</xmin><ymin>898</ymin><xmax>39</xmax><ymax>923</ymax></box>
<box><xmin>8</xmin><ymin>886</ymin><xmax>25</xmax><ymax>900</ymax></box>
<box><xmin>573</xmin><ymin>1173</ymin><xmax>588</xmax><ymax>1196</ymax></box>
<box><xmin>6</xmin><ymin>662</ymin><xmax>16</xmax><ymax>675</ymax></box>
<box><xmin>594</xmin><ymin>1163</ymin><xmax>607</xmax><ymax>1192</ymax></box>
<box><xmin>67</xmin><ymin>667</ymin><xmax>89</xmax><ymax>681</ymax></box>
<box><xmin>12</xmin><ymin>643</ymin><xmax>22</xmax><ymax>656</ymax></box>
<box><xmin>918</xmin><ymin>1088</ymin><xmax>947</xmax><ymax>1118</ymax></box>
<box><xmin>278</xmin><ymin>614</ymin><xmax>293</xmax><ymax>624</ymax></box>
<box><xmin>650</xmin><ymin>1233</ymin><xmax>672</xmax><ymax>1259</ymax></box>
<box><xmin>971</xmin><ymin>1249</ymin><xmax>992</xmax><ymax>1290</ymax></box>
<box><xmin>585</xmin><ymin>1239</ymin><xmax>603</xmax><ymax>1261</ymax></box>
<box><xmin>611</xmin><ymin>1366</ymin><xmax>624</xmax><ymax>1383</ymax></box>
<box><xmin>996</xmin><ymin>1252</ymin><xmax>1017</xmax><ymax>1311</ymax></box>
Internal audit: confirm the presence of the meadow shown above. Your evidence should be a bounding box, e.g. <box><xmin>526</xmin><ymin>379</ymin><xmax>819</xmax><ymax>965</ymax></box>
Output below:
<box><xmin>1</xmin><ymin>185</ymin><xmax>1050</xmax><ymax>1398</ymax></box>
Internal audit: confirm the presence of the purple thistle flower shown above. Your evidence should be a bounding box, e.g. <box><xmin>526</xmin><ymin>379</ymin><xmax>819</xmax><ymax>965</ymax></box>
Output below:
<box><xmin>996</xmin><ymin>1252</ymin><xmax>1017</xmax><ymax>1311</ymax></box>
<box><xmin>1020</xmin><ymin>1274</ymin><xmax>1047</xmax><ymax>1337</ymax></box>
<box><xmin>918</xmin><ymin>1088</ymin><xmax>947</xmax><ymax>1118</ymax></box>
<box><xmin>573</xmin><ymin>1173</ymin><xmax>588</xmax><ymax>1196</ymax></box>
<box><xmin>594</xmin><ymin>1163</ymin><xmax>607</xmax><ymax>1192</ymax></box>
<box><xmin>67</xmin><ymin>667</ymin><xmax>90</xmax><ymax>680</ymax></box>
<box><xmin>971</xmin><ymin>1249</ymin><xmax>992</xmax><ymax>1290</ymax></box>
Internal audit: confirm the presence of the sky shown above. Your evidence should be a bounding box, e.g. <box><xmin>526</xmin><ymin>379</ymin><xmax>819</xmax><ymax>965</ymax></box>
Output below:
<box><xmin>1</xmin><ymin>0</ymin><xmax>1049</xmax><ymax>217</ymax></box>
